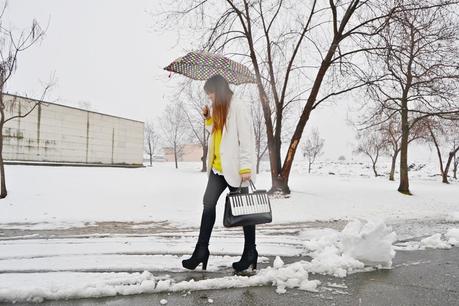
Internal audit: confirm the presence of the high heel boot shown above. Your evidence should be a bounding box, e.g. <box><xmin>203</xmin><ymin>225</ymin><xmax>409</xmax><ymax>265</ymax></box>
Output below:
<box><xmin>182</xmin><ymin>243</ymin><xmax>210</xmax><ymax>270</ymax></box>
<box><xmin>232</xmin><ymin>244</ymin><xmax>258</xmax><ymax>272</ymax></box>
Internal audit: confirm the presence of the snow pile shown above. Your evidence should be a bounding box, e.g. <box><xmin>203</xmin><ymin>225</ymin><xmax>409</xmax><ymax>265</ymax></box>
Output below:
<box><xmin>445</xmin><ymin>228</ymin><xmax>459</xmax><ymax>245</ymax></box>
<box><xmin>0</xmin><ymin>271</ymin><xmax>159</xmax><ymax>303</ymax></box>
<box><xmin>420</xmin><ymin>233</ymin><xmax>452</xmax><ymax>249</ymax></box>
<box><xmin>170</xmin><ymin>258</ymin><xmax>322</xmax><ymax>295</ymax></box>
<box><xmin>396</xmin><ymin>229</ymin><xmax>459</xmax><ymax>250</ymax></box>
<box><xmin>301</xmin><ymin>219</ymin><xmax>397</xmax><ymax>277</ymax></box>
<box><xmin>273</xmin><ymin>256</ymin><xmax>284</xmax><ymax>268</ymax></box>
<box><xmin>341</xmin><ymin>220</ymin><xmax>397</xmax><ymax>267</ymax></box>
<box><xmin>0</xmin><ymin>258</ymin><xmax>320</xmax><ymax>302</ymax></box>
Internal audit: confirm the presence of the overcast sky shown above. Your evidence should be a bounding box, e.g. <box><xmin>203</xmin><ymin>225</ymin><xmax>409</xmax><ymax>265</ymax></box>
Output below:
<box><xmin>4</xmin><ymin>0</ymin><xmax>433</xmax><ymax>161</ymax></box>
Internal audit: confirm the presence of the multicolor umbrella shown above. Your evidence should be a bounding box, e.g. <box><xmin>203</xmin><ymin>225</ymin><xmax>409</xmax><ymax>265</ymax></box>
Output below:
<box><xmin>164</xmin><ymin>51</ymin><xmax>256</xmax><ymax>85</ymax></box>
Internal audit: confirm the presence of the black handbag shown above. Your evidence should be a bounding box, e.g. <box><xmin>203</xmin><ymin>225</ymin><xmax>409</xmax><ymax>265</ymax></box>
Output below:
<box><xmin>223</xmin><ymin>179</ymin><xmax>272</xmax><ymax>227</ymax></box>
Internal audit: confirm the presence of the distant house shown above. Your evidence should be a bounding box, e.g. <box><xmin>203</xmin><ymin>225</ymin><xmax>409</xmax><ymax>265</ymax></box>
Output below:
<box><xmin>162</xmin><ymin>144</ymin><xmax>203</xmax><ymax>162</ymax></box>
<box><xmin>3</xmin><ymin>93</ymin><xmax>144</xmax><ymax>167</ymax></box>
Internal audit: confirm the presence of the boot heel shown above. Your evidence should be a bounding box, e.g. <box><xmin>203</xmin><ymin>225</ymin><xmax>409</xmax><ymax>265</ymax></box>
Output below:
<box><xmin>202</xmin><ymin>255</ymin><xmax>209</xmax><ymax>270</ymax></box>
<box><xmin>252</xmin><ymin>253</ymin><xmax>258</xmax><ymax>270</ymax></box>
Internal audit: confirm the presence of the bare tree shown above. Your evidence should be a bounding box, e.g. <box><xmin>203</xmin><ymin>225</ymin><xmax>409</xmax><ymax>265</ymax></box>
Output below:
<box><xmin>144</xmin><ymin>121</ymin><xmax>160</xmax><ymax>167</ymax></box>
<box><xmin>249</xmin><ymin>90</ymin><xmax>268</xmax><ymax>174</ymax></box>
<box><xmin>157</xmin><ymin>0</ymin><xmax>399</xmax><ymax>194</ymax></box>
<box><xmin>356</xmin><ymin>0</ymin><xmax>459</xmax><ymax>194</ymax></box>
<box><xmin>424</xmin><ymin>118</ymin><xmax>459</xmax><ymax>184</ymax></box>
<box><xmin>354</xmin><ymin>130</ymin><xmax>387</xmax><ymax>177</ymax></box>
<box><xmin>160</xmin><ymin>101</ymin><xmax>188</xmax><ymax>169</ymax></box>
<box><xmin>0</xmin><ymin>5</ymin><xmax>46</xmax><ymax>199</ymax></box>
<box><xmin>453</xmin><ymin>141</ymin><xmax>458</xmax><ymax>179</ymax></box>
<box><xmin>301</xmin><ymin>128</ymin><xmax>324</xmax><ymax>174</ymax></box>
<box><xmin>379</xmin><ymin>117</ymin><xmax>428</xmax><ymax>181</ymax></box>
<box><xmin>176</xmin><ymin>80</ymin><xmax>212</xmax><ymax>172</ymax></box>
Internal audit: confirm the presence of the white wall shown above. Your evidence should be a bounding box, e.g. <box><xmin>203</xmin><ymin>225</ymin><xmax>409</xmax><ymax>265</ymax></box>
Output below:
<box><xmin>3</xmin><ymin>94</ymin><xmax>144</xmax><ymax>166</ymax></box>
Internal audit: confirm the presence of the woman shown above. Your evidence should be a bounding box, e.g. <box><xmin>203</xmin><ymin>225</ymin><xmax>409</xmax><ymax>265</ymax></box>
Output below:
<box><xmin>182</xmin><ymin>74</ymin><xmax>258</xmax><ymax>272</ymax></box>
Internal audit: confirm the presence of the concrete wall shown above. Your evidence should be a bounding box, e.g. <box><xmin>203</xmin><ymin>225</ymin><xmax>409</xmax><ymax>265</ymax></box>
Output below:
<box><xmin>3</xmin><ymin>94</ymin><xmax>144</xmax><ymax>166</ymax></box>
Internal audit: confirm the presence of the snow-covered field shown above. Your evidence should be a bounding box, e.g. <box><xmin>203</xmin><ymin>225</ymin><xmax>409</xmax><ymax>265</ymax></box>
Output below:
<box><xmin>0</xmin><ymin>160</ymin><xmax>458</xmax><ymax>303</ymax></box>
<box><xmin>1</xmin><ymin>160</ymin><xmax>458</xmax><ymax>228</ymax></box>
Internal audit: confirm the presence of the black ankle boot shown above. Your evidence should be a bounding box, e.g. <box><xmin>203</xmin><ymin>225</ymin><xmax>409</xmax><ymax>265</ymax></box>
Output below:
<box><xmin>232</xmin><ymin>245</ymin><xmax>258</xmax><ymax>272</ymax></box>
<box><xmin>182</xmin><ymin>243</ymin><xmax>210</xmax><ymax>271</ymax></box>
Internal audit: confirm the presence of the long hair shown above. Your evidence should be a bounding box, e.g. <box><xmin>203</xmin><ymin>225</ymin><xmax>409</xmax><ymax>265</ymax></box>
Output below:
<box><xmin>203</xmin><ymin>74</ymin><xmax>233</xmax><ymax>133</ymax></box>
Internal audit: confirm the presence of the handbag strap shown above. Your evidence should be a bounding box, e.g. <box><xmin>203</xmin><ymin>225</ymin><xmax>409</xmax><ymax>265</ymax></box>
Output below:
<box><xmin>237</xmin><ymin>178</ymin><xmax>257</xmax><ymax>192</ymax></box>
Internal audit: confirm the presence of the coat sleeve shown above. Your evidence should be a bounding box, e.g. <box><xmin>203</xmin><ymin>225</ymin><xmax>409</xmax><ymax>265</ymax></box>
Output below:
<box><xmin>236</xmin><ymin>101</ymin><xmax>254</xmax><ymax>173</ymax></box>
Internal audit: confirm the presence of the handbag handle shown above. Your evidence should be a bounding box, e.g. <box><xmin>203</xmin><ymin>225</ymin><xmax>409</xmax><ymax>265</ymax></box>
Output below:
<box><xmin>238</xmin><ymin>178</ymin><xmax>257</xmax><ymax>192</ymax></box>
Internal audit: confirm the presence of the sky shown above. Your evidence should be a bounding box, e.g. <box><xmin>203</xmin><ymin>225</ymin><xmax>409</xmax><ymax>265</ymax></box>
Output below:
<box><xmin>4</xmin><ymin>0</ymin><xmax>434</xmax><ymax>162</ymax></box>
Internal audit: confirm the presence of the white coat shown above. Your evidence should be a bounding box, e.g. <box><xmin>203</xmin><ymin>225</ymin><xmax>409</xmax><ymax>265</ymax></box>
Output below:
<box><xmin>205</xmin><ymin>95</ymin><xmax>257</xmax><ymax>188</ymax></box>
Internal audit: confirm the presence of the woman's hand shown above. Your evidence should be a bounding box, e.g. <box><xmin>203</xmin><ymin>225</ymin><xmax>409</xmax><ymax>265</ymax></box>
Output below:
<box><xmin>240</xmin><ymin>172</ymin><xmax>251</xmax><ymax>182</ymax></box>
<box><xmin>202</xmin><ymin>105</ymin><xmax>210</xmax><ymax>119</ymax></box>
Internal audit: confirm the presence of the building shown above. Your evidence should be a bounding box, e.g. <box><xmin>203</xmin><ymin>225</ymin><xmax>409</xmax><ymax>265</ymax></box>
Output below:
<box><xmin>162</xmin><ymin>143</ymin><xmax>203</xmax><ymax>162</ymax></box>
<box><xmin>3</xmin><ymin>94</ymin><xmax>144</xmax><ymax>167</ymax></box>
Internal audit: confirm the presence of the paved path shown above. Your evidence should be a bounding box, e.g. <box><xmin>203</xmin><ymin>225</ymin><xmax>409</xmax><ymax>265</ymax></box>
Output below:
<box><xmin>8</xmin><ymin>247</ymin><xmax>458</xmax><ymax>306</ymax></box>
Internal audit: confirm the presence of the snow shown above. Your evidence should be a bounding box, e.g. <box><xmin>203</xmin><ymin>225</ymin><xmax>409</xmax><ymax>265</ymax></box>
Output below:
<box><xmin>0</xmin><ymin>218</ymin><xmax>399</xmax><ymax>302</ymax></box>
<box><xmin>341</xmin><ymin>220</ymin><xmax>397</xmax><ymax>267</ymax></box>
<box><xmin>297</xmin><ymin>219</ymin><xmax>396</xmax><ymax>278</ymax></box>
<box><xmin>273</xmin><ymin>256</ymin><xmax>284</xmax><ymax>268</ymax></box>
<box><xmin>447</xmin><ymin>211</ymin><xmax>459</xmax><ymax>222</ymax></box>
<box><xmin>394</xmin><ymin>228</ymin><xmax>459</xmax><ymax>250</ymax></box>
<box><xmin>0</xmin><ymin>161</ymin><xmax>458</xmax><ymax>302</ymax></box>
<box><xmin>420</xmin><ymin>233</ymin><xmax>452</xmax><ymax>249</ymax></box>
<box><xmin>445</xmin><ymin>228</ymin><xmax>459</xmax><ymax>245</ymax></box>
<box><xmin>1</xmin><ymin>161</ymin><xmax>458</xmax><ymax>229</ymax></box>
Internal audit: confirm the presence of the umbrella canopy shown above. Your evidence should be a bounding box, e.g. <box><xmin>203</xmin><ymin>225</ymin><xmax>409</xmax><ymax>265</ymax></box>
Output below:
<box><xmin>164</xmin><ymin>51</ymin><xmax>256</xmax><ymax>85</ymax></box>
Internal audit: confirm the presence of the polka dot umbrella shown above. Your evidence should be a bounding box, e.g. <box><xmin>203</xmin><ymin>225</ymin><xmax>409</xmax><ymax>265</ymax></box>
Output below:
<box><xmin>164</xmin><ymin>51</ymin><xmax>257</xmax><ymax>85</ymax></box>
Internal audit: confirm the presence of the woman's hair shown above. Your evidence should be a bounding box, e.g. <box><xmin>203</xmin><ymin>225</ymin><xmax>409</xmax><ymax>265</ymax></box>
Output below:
<box><xmin>204</xmin><ymin>74</ymin><xmax>233</xmax><ymax>133</ymax></box>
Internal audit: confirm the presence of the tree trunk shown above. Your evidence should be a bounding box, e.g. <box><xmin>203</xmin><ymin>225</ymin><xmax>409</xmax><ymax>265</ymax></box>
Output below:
<box><xmin>398</xmin><ymin>103</ymin><xmax>411</xmax><ymax>194</ymax></box>
<box><xmin>428</xmin><ymin>126</ymin><xmax>449</xmax><ymax>184</ymax></box>
<box><xmin>444</xmin><ymin>148</ymin><xmax>459</xmax><ymax>184</ymax></box>
<box><xmin>389</xmin><ymin>150</ymin><xmax>399</xmax><ymax>181</ymax></box>
<box><xmin>279</xmin><ymin>36</ymin><xmax>340</xmax><ymax>194</ymax></box>
<box><xmin>271</xmin><ymin>175</ymin><xmax>290</xmax><ymax>194</ymax></box>
<box><xmin>174</xmin><ymin>143</ymin><xmax>178</xmax><ymax>169</ymax></box>
<box><xmin>253</xmin><ymin>73</ymin><xmax>280</xmax><ymax>194</ymax></box>
<box><xmin>256</xmin><ymin>156</ymin><xmax>260</xmax><ymax>174</ymax></box>
<box><xmin>308</xmin><ymin>160</ymin><xmax>312</xmax><ymax>174</ymax></box>
<box><xmin>201</xmin><ymin>146</ymin><xmax>207</xmax><ymax>173</ymax></box>
<box><xmin>454</xmin><ymin>161</ymin><xmax>458</xmax><ymax>179</ymax></box>
<box><xmin>372</xmin><ymin>161</ymin><xmax>378</xmax><ymax>177</ymax></box>
<box><xmin>149</xmin><ymin>153</ymin><xmax>153</xmax><ymax>167</ymax></box>
<box><xmin>200</xmin><ymin>124</ymin><xmax>207</xmax><ymax>172</ymax></box>
<box><xmin>0</xmin><ymin>95</ymin><xmax>6</xmax><ymax>199</ymax></box>
<box><xmin>454</xmin><ymin>151</ymin><xmax>458</xmax><ymax>179</ymax></box>
<box><xmin>0</xmin><ymin>132</ymin><xmax>6</xmax><ymax>199</ymax></box>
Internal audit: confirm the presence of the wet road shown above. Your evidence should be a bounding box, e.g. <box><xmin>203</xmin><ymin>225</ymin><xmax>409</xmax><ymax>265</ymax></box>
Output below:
<box><xmin>7</xmin><ymin>247</ymin><xmax>458</xmax><ymax>306</ymax></box>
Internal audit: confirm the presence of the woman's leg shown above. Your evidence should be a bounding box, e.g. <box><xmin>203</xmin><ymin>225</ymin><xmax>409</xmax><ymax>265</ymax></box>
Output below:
<box><xmin>183</xmin><ymin>170</ymin><xmax>229</xmax><ymax>270</ymax></box>
<box><xmin>196</xmin><ymin>170</ymin><xmax>228</xmax><ymax>246</ymax></box>
<box><xmin>227</xmin><ymin>184</ymin><xmax>256</xmax><ymax>248</ymax></box>
<box><xmin>243</xmin><ymin>224</ymin><xmax>256</xmax><ymax>247</ymax></box>
<box><xmin>227</xmin><ymin>183</ymin><xmax>258</xmax><ymax>271</ymax></box>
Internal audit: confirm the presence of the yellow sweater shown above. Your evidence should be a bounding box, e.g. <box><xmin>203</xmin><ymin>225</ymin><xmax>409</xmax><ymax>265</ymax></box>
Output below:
<box><xmin>205</xmin><ymin>117</ymin><xmax>251</xmax><ymax>174</ymax></box>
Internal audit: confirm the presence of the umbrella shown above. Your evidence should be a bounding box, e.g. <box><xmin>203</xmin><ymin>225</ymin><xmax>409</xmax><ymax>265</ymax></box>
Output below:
<box><xmin>164</xmin><ymin>51</ymin><xmax>256</xmax><ymax>85</ymax></box>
